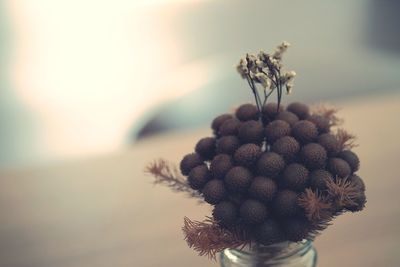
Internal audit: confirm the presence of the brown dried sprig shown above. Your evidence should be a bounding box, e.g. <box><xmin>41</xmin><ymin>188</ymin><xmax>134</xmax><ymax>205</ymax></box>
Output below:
<box><xmin>298</xmin><ymin>189</ymin><xmax>333</xmax><ymax>221</ymax></box>
<box><xmin>335</xmin><ymin>128</ymin><xmax>358</xmax><ymax>150</ymax></box>
<box><xmin>182</xmin><ymin>216</ymin><xmax>249</xmax><ymax>260</ymax></box>
<box><xmin>311</xmin><ymin>103</ymin><xmax>343</xmax><ymax>127</ymax></box>
<box><xmin>307</xmin><ymin>218</ymin><xmax>334</xmax><ymax>240</ymax></box>
<box><xmin>145</xmin><ymin>159</ymin><xmax>202</xmax><ymax>200</ymax></box>
<box><xmin>326</xmin><ymin>177</ymin><xmax>364</xmax><ymax>209</ymax></box>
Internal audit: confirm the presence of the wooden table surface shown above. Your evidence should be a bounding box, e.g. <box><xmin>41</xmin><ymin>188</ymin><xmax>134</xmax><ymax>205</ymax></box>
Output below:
<box><xmin>0</xmin><ymin>93</ymin><xmax>399</xmax><ymax>267</ymax></box>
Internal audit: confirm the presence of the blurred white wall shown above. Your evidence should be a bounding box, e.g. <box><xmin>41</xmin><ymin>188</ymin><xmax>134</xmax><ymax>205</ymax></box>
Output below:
<box><xmin>1</xmin><ymin>0</ymin><xmax>217</xmax><ymax>167</ymax></box>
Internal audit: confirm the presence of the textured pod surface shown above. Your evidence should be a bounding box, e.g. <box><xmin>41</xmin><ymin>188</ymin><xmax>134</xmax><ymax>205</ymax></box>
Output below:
<box><xmin>225</xmin><ymin>166</ymin><xmax>253</xmax><ymax>193</ymax></box>
<box><xmin>238</xmin><ymin>120</ymin><xmax>264</xmax><ymax>144</ymax></box>
<box><xmin>236</xmin><ymin>103</ymin><xmax>259</xmax><ymax>121</ymax></box>
<box><xmin>309</xmin><ymin>169</ymin><xmax>333</xmax><ymax>190</ymax></box>
<box><xmin>188</xmin><ymin>165</ymin><xmax>211</xmax><ymax>190</ymax></box>
<box><xmin>318</xmin><ymin>133</ymin><xmax>341</xmax><ymax>157</ymax></box>
<box><xmin>282</xmin><ymin>163</ymin><xmax>310</xmax><ymax>191</ymax></box>
<box><xmin>213</xmin><ymin>201</ymin><xmax>238</xmax><ymax>226</ymax></box>
<box><xmin>275</xmin><ymin>111</ymin><xmax>299</xmax><ymax>126</ymax></box>
<box><xmin>210</xmin><ymin>154</ymin><xmax>234</xmax><ymax>179</ymax></box>
<box><xmin>256</xmin><ymin>152</ymin><xmax>285</xmax><ymax>177</ymax></box>
<box><xmin>300</xmin><ymin>143</ymin><xmax>327</xmax><ymax>170</ymax></box>
<box><xmin>240</xmin><ymin>199</ymin><xmax>268</xmax><ymax>224</ymax></box>
<box><xmin>249</xmin><ymin>177</ymin><xmax>277</xmax><ymax>203</ymax></box>
<box><xmin>219</xmin><ymin>118</ymin><xmax>242</xmax><ymax>136</ymax></box>
<box><xmin>328</xmin><ymin>158</ymin><xmax>351</xmax><ymax>178</ymax></box>
<box><xmin>338</xmin><ymin>150</ymin><xmax>360</xmax><ymax>172</ymax></box>
<box><xmin>272</xmin><ymin>136</ymin><xmax>300</xmax><ymax>161</ymax></box>
<box><xmin>265</xmin><ymin>120</ymin><xmax>291</xmax><ymax>144</ymax></box>
<box><xmin>180</xmin><ymin>153</ymin><xmax>204</xmax><ymax>176</ymax></box>
<box><xmin>287</xmin><ymin>102</ymin><xmax>310</xmax><ymax>120</ymax></box>
<box><xmin>195</xmin><ymin>137</ymin><xmax>216</xmax><ymax>160</ymax></box>
<box><xmin>202</xmin><ymin>179</ymin><xmax>227</xmax><ymax>204</ymax></box>
<box><xmin>307</xmin><ymin>114</ymin><xmax>330</xmax><ymax>133</ymax></box>
<box><xmin>292</xmin><ymin>120</ymin><xmax>318</xmax><ymax>144</ymax></box>
<box><xmin>254</xmin><ymin>219</ymin><xmax>284</xmax><ymax>245</ymax></box>
<box><xmin>216</xmin><ymin>135</ymin><xmax>241</xmax><ymax>155</ymax></box>
<box><xmin>234</xmin><ymin>144</ymin><xmax>262</xmax><ymax>167</ymax></box>
<box><xmin>273</xmin><ymin>190</ymin><xmax>302</xmax><ymax>217</ymax></box>
<box><xmin>211</xmin><ymin>114</ymin><xmax>233</xmax><ymax>134</ymax></box>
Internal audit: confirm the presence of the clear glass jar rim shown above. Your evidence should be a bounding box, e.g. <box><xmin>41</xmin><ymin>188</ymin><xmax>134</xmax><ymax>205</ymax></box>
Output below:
<box><xmin>225</xmin><ymin>239</ymin><xmax>313</xmax><ymax>260</ymax></box>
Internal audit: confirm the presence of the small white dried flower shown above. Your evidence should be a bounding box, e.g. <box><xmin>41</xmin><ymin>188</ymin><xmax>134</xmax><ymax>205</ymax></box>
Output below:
<box><xmin>286</xmin><ymin>83</ymin><xmax>293</xmax><ymax>94</ymax></box>
<box><xmin>249</xmin><ymin>70</ymin><xmax>257</xmax><ymax>79</ymax></box>
<box><xmin>273</xmin><ymin>41</ymin><xmax>291</xmax><ymax>60</ymax></box>
<box><xmin>236</xmin><ymin>57</ymin><xmax>249</xmax><ymax>79</ymax></box>
<box><xmin>256</xmin><ymin>59</ymin><xmax>265</xmax><ymax>68</ymax></box>
<box><xmin>257</xmin><ymin>50</ymin><xmax>268</xmax><ymax>61</ymax></box>
<box><xmin>246</xmin><ymin>54</ymin><xmax>258</xmax><ymax>73</ymax></box>
<box><xmin>255</xmin><ymin>72</ymin><xmax>271</xmax><ymax>89</ymax></box>
<box><xmin>280</xmin><ymin>70</ymin><xmax>296</xmax><ymax>84</ymax></box>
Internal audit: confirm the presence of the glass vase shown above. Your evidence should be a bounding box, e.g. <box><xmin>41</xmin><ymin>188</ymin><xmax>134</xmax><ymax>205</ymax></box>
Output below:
<box><xmin>220</xmin><ymin>240</ymin><xmax>317</xmax><ymax>267</ymax></box>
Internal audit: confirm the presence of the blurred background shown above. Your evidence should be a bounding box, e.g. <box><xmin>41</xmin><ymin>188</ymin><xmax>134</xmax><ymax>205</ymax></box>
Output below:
<box><xmin>1</xmin><ymin>0</ymin><xmax>399</xmax><ymax>169</ymax></box>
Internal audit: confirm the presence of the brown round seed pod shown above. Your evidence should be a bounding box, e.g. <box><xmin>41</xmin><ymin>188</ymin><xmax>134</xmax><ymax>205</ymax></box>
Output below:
<box><xmin>275</xmin><ymin>111</ymin><xmax>299</xmax><ymax>127</ymax></box>
<box><xmin>238</xmin><ymin>120</ymin><xmax>264</xmax><ymax>144</ymax></box>
<box><xmin>234</xmin><ymin>143</ymin><xmax>262</xmax><ymax>167</ymax></box>
<box><xmin>213</xmin><ymin>201</ymin><xmax>238</xmax><ymax>226</ymax></box>
<box><xmin>180</xmin><ymin>153</ymin><xmax>204</xmax><ymax>176</ymax></box>
<box><xmin>283</xmin><ymin>217</ymin><xmax>310</xmax><ymax>242</ymax></box>
<box><xmin>262</xmin><ymin>102</ymin><xmax>285</xmax><ymax>120</ymax></box>
<box><xmin>273</xmin><ymin>190</ymin><xmax>302</xmax><ymax>217</ymax></box>
<box><xmin>271</xmin><ymin>136</ymin><xmax>300</xmax><ymax>161</ymax></box>
<box><xmin>219</xmin><ymin>118</ymin><xmax>241</xmax><ymax>136</ymax></box>
<box><xmin>210</xmin><ymin>154</ymin><xmax>234</xmax><ymax>179</ymax></box>
<box><xmin>256</xmin><ymin>152</ymin><xmax>285</xmax><ymax>177</ymax></box>
<box><xmin>254</xmin><ymin>219</ymin><xmax>284</xmax><ymax>245</ymax></box>
<box><xmin>202</xmin><ymin>179</ymin><xmax>227</xmax><ymax>204</ymax></box>
<box><xmin>240</xmin><ymin>199</ymin><xmax>268</xmax><ymax>224</ymax></box>
<box><xmin>225</xmin><ymin>166</ymin><xmax>253</xmax><ymax>193</ymax></box>
<box><xmin>216</xmin><ymin>135</ymin><xmax>240</xmax><ymax>155</ymax></box>
<box><xmin>228</xmin><ymin>193</ymin><xmax>247</xmax><ymax>206</ymax></box>
<box><xmin>338</xmin><ymin>150</ymin><xmax>360</xmax><ymax>172</ymax></box>
<box><xmin>264</xmin><ymin>120</ymin><xmax>291</xmax><ymax>144</ymax></box>
<box><xmin>282</xmin><ymin>163</ymin><xmax>310</xmax><ymax>191</ymax></box>
<box><xmin>287</xmin><ymin>102</ymin><xmax>310</xmax><ymax>120</ymax></box>
<box><xmin>349</xmin><ymin>174</ymin><xmax>365</xmax><ymax>192</ymax></box>
<box><xmin>345</xmin><ymin>192</ymin><xmax>366</xmax><ymax>212</ymax></box>
<box><xmin>249</xmin><ymin>177</ymin><xmax>278</xmax><ymax>203</ymax></box>
<box><xmin>236</xmin><ymin>103</ymin><xmax>259</xmax><ymax>121</ymax></box>
<box><xmin>211</xmin><ymin>114</ymin><xmax>233</xmax><ymax>134</ymax></box>
<box><xmin>195</xmin><ymin>137</ymin><xmax>216</xmax><ymax>160</ymax></box>
<box><xmin>307</xmin><ymin>114</ymin><xmax>330</xmax><ymax>133</ymax></box>
<box><xmin>300</xmin><ymin>143</ymin><xmax>327</xmax><ymax>170</ymax></box>
<box><xmin>328</xmin><ymin>158</ymin><xmax>351</xmax><ymax>178</ymax></box>
<box><xmin>318</xmin><ymin>133</ymin><xmax>340</xmax><ymax>157</ymax></box>
<box><xmin>309</xmin><ymin>169</ymin><xmax>333</xmax><ymax>190</ymax></box>
<box><xmin>188</xmin><ymin>165</ymin><xmax>211</xmax><ymax>190</ymax></box>
<box><xmin>292</xmin><ymin>120</ymin><xmax>318</xmax><ymax>144</ymax></box>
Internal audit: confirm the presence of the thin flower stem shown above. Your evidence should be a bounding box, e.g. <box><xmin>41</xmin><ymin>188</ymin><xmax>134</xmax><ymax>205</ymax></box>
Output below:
<box><xmin>263</xmin><ymin>88</ymin><xmax>274</xmax><ymax>106</ymax></box>
<box><xmin>250</xmin><ymin>79</ymin><xmax>263</xmax><ymax>110</ymax></box>
<box><xmin>246</xmin><ymin>76</ymin><xmax>259</xmax><ymax>109</ymax></box>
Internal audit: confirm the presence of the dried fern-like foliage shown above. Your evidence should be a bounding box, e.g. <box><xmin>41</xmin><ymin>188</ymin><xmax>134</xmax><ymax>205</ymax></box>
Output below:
<box><xmin>335</xmin><ymin>128</ymin><xmax>358</xmax><ymax>150</ymax></box>
<box><xmin>182</xmin><ymin>217</ymin><xmax>249</xmax><ymax>260</ymax></box>
<box><xmin>307</xmin><ymin>218</ymin><xmax>333</xmax><ymax>240</ymax></box>
<box><xmin>298</xmin><ymin>189</ymin><xmax>333</xmax><ymax>221</ymax></box>
<box><xmin>326</xmin><ymin>177</ymin><xmax>364</xmax><ymax>209</ymax></box>
<box><xmin>311</xmin><ymin>103</ymin><xmax>343</xmax><ymax>127</ymax></box>
<box><xmin>145</xmin><ymin>159</ymin><xmax>202</xmax><ymax>200</ymax></box>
